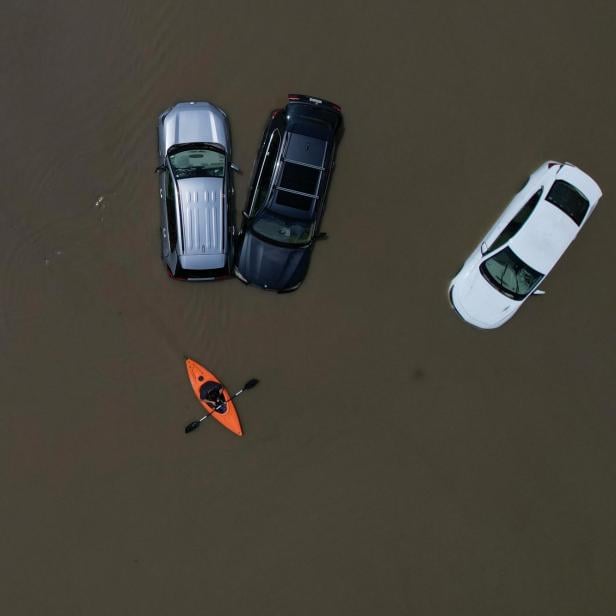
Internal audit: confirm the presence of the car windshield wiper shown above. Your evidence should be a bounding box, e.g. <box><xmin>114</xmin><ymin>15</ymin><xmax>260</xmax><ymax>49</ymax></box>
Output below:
<box><xmin>498</xmin><ymin>264</ymin><xmax>509</xmax><ymax>290</ymax></box>
<box><xmin>512</xmin><ymin>265</ymin><xmax>521</xmax><ymax>296</ymax></box>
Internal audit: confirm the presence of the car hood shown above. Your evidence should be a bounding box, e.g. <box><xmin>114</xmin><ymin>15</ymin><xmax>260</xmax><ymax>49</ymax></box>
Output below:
<box><xmin>161</xmin><ymin>102</ymin><xmax>230</xmax><ymax>152</ymax></box>
<box><xmin>450</xmin><ymin>266</ymin><xmax>520</xmax><ymax>329</ymax></box>
<box><xmin>237</xmin><ymin>231</ymin><xmax>310</xmax><ymax>290</ymax></box>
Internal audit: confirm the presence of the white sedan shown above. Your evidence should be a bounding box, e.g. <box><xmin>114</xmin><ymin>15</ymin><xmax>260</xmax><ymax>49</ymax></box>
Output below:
<box><xmin>449</xmin><ymin>161</ymin><xmax>602</xmax><ymax>329</ymax></box>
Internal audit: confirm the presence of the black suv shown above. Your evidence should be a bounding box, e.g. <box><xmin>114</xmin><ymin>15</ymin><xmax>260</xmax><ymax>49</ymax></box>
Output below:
<box><xmin>234</xmin><ymin>95</ymin><xmax>343</xmax><ymax>292</ymax></box>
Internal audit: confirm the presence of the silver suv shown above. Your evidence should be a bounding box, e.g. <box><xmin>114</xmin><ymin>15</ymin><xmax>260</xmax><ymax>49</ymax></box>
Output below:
<box><xmin>156</xmin><ymin>102</ymin><xmax>238</xmax><ymax>280</ymax></box>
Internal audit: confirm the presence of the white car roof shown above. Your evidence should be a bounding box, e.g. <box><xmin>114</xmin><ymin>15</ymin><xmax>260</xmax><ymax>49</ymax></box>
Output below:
<box><xmin>509</xmin><ymin>163</ymin><xmax>601</xmax><ymax>274</ymax></box>
<box><xmin>509</xmin><ymin>201</ymin><xmax>578</xmax><ymax>274</ymax></box>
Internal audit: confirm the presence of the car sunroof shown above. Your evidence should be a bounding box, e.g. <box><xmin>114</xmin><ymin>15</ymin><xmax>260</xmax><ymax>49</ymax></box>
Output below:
<box><xmin>280</xmin><ymin>163</ymin><xmax>320</xmax><ymax>195</ymax></box>
<box><xmin>275</xmin><ymin>190</ymin><xmax>314</xmax><ymax>211</ymax></box>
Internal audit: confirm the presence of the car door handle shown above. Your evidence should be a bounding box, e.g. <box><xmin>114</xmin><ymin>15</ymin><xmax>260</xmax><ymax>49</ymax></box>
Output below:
<box><xmin>162</xmin><ymin>227</ymin><xmax>167</xmax><ymax>239</ymax></box>
<box><xmin>160</xmin><ymin>189</ymin><xmax>163</xmax><ymax>198</ymax></box>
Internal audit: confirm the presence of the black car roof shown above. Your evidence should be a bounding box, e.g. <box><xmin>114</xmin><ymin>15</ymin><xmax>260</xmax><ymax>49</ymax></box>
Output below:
<box><xmin>280</xmin><ymin>162</ymin><xmax>320</xmax><ymax>195</ymax></box>
<box><xmin>284</xmin><ymin>132</ymin><xmax>327</xmax><ymax>168</ymax></box>
<box><xmin>267</xmin><ymin>131</ymin><xmax>328</xmax><ymax>219</ymax></box>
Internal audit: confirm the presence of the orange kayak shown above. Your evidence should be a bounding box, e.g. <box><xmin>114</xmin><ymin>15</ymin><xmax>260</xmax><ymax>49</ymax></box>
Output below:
<box><xmin>185</xmin><ymin>358</ymin><xmax>243</xmax><ymax>436</ymax></box>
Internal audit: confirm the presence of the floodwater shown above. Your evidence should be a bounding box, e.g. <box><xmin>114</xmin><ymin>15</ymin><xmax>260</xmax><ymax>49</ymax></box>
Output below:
<box><xmin>2</xmin><ymin>1</ymin><xmax>616</xmax><ymax>614</ymax></box>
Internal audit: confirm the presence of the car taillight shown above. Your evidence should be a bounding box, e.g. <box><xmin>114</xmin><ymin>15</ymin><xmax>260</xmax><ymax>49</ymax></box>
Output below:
<box><xmin>288</xmin><ymin>94</ymin><xmax>300</xmax><ymax>101</ymax></box>
<box><xmin>547</xmin><ymin>161</ymin><xmax>560</xmax><ymax>168</ymax></box>
<box><xmin>271</xmin><ymin>109</ymin><xmax>281</xmax><ymax>119</ymax></box>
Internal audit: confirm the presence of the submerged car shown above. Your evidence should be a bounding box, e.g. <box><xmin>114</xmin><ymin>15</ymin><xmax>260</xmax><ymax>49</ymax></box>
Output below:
<box><xmin>234</xmin><ymin>94</ymin><xmax>343</xmax><ymax>292</ymax></box>
<box><xmin>156</xmin><ymin>101</ymin><xmax>238</xmax><ymax>280</ymax></box>
<box><xmin>449</xmin><ymin>161</ymin><xmax>602</xmax><ymax>329</ymax></box>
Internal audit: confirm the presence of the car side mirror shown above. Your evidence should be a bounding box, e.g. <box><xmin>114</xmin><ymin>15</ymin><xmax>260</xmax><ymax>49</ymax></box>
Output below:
<box><xmin>480</xmin><ymin>242</ymin><xmax>488</xmax><ymax>255</ymax></box>
<box><xmin>231</xmin><ymin>162</ymin><xmax>241</xmax><ymax>173</ymax></box>
<box><xmin>154</xmin><ymin>165</ymin><xmax>165</xmax><ymax>174</ymax></box>
<box><xmin>532</xmin><ymin>289</ymin><xmax>546</xmax><ymax>296</ymax></box>
<box><xmin>316</xmin><ymin>232</ymin><xmax>328</xmax><ymax>241</ymax></box>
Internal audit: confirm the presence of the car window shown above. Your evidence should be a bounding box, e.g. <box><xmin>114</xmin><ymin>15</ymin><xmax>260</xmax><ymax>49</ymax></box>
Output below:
<box><xmin>169</xmin><ymin>146</ymin><xmax>225</xmax><ymax>180</ymax></box>
<box><xmin>480</xmin><ymin>246</ymin><xmax>543</xmax><ymax>300</ymax></box>
<box><xmin>252</xmin><ymin>210</ymin><xmax>313</xmax><ymax>246</ymax></box>
<box><xmin>250</xmin><ymin>130</ymin><xmax>281</xmax><ymax>215</ymax></box>
<box><xmin>545</xmin><ymin>180</ymin><xmax>590</xmax><ymax>225</ymax></box>
<box><xmin>487</xmin><ymin>189</ymin><xmax>542</xmax><ymax>253</ymax></box>
<box><xmin>165</xmin><ymin>172</ymin><xmax>178</xmax><ymax>248</ymax></box>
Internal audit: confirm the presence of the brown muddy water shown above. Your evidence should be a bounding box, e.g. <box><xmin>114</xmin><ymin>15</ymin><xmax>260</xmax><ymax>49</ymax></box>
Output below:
<box><xmin>1</xmin><ymin>1</ymin><xmax>616</xmax><ymax>614</ymax></box>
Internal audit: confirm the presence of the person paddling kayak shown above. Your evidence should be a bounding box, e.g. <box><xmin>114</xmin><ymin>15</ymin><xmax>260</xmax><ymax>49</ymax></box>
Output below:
<box><xmin>199</xmin><ymin>380</ymin><xmax>227</xmax><ymax>413</ymax></box>
<box><xmin>185</xmin><ymin>358</ymin><xmax>258</xmax><ymax>436</ymax></box>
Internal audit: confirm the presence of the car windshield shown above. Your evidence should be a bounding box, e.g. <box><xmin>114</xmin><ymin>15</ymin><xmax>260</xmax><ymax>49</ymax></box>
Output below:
<box><xmin>480</xmin><ymin>247</ymin><xmax>543</xmax><ymax>300</ymax></box>
<box><xmin>169</xmin><ymin>146</ymin><xmax>225</xmax><ymax>180</ymax></box>
<box><xmin>252</xmin><ymin>210</ymin><xmax>313</xmax><ymax>246</ymax></box>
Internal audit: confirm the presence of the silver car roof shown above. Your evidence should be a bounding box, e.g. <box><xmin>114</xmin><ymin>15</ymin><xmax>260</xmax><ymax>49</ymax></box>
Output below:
<box><xmin>176</xmin><ymin>177</ymin><xmax>225</xmax><ymax>258</ymax></box>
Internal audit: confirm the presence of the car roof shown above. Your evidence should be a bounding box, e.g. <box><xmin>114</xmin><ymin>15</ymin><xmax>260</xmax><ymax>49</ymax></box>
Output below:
<box><xmin>267</xmin><ymin>132</ymin><xmax>328</xmax><ymax>219</ymax></box>
<box><xmin>509</xmin><ymin>200</ymin><xmax>579</xmax><ymax>274</ymax></box>
<box><xmin>284</xmin><ymin>132</ymin><xmax>327</xmax><ymax>167</ymax></box>
<box><xmin>176</xmin><ymin>177</ymin><xmax>225</xmax><ymax>257</ymax></box>
<box><xmin>508</xmin><ymin>163</ymin><xmax>601</xmax><ymax>274</ymax></box>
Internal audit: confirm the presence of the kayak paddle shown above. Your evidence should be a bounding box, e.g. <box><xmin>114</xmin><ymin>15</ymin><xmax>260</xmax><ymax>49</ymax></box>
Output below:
<box><xmin>184</xmin><ymin>378</ymin><xmax>259</xmax><ymax>434</ymax></box>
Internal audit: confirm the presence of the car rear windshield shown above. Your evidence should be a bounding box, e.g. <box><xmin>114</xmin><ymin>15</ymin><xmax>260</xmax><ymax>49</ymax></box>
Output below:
<box><xmin>275</xmin><ymin>190</ymin><xmax>314</xmax><ymax>211</ymax></box>
<box><xmin>169</xmin><ymin>145</ymin><xmax>225</xmax><ymax>180</ymax></box>
<box><xmin>545</xmin><ymin>180</ymin><xmax>589</xmax><ymax>225</ymax></box>
<box><xmin>175</xmin><ymin>265</ymin><xmax>227</xmax><ymax>280</ymax></box>
<box><xmin>480</xmin><ymin>246</ymin><xmax>543</xmax><ymax>301</ymax></box>
<box><xmin>280</xmin><ymin>163</ymin><xmax>320</xmax><ymax>195</ymax></box>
